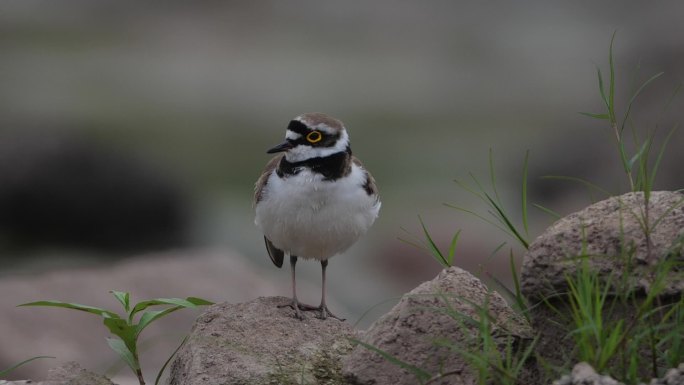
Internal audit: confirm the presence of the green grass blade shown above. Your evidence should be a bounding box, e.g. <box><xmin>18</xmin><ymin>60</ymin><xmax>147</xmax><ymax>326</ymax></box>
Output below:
<box><xmin>621</xmin><ymin>71</ymin><xmax>664</xmax><ymax>132</ymax></box>
<box><xmin>418</xmin><ymin>216</ymin><xmax>448</xmax><ymax>267</ymax></box>
<box><xmin>597</xmin><ymin>66</ymin><xmax>609</xmax><ymax>108</ymax></box>
<box><xmin>509</xmin><ymin>250</ymin><xmax>529</xmax><ymax>322</ymax></box>
<box><xmin>648</xmin><ymin>125</ymin><xmax>677</xmax><ymax>189</ymax></box>
<box><xmin>483</xmin><ymin>193</ymin><xmax>529</xmax><ymax>249</ymax></box>
<box><xmin>541</xmin><ymin>175</ymin><xmax>613</xmax><ymax>198</ymax></box>
<box><xmin>155</xmin><ymin>335</ymin><xmax>189</xmax><ymax>385</ymax></box>
<box><xmin>18</xmin><ymin>301</ymin><xmax>120</xmax><ymax>319</ymax></box>
<box><xmin>445</xmin><ymin>203</ymin><xmax>514</xmax><ymax>237</ymax></box>
<box><xmin>488</xmin><ymin>148</ymin><xmax>504</xmax><ymax>207</ymax></box>
<box><xmin>447</xmin><ymin>229</ymin><xmax>461</xmax><ymax>266</ymax></box>
<box><xmin>532</xmin><ymin>203</ymin><xmax>562</xmax><ymax>220</ymax></box>
<box><xmin>0</xmin><ymin>356</ymin><xmax>55</xmax><ymax>377</ymax></box>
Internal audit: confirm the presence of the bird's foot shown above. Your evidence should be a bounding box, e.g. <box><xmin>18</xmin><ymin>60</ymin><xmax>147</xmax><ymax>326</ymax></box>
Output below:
<box><xmin>278</xmin><ymin>299</ymin><xmax>316</xmax><ymax>320</ymax></box>
<box><xmin>278</xmin><ymin>300</ymin><xmax>344</xmax><ymax>321</ymax></box>
<box><xmin>304</xmin><ymin>304</ymin><xmax>345</xmax><ymax>321</ymax></box>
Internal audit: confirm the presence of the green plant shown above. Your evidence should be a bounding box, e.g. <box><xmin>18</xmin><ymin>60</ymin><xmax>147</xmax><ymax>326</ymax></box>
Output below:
<box><xmin>19</xmin><ymin>291</ymin><xmax>213</xmax><ymax>385</ymax></box>
<box><xmin>448</xmin><ymin>149</ymin><xmax>532</xmax><ymax>250</ymax></box>
<box><xmin>400</xmin><ymin>216</ymin><xmax>461</xmax><ymax>268</ymax></box>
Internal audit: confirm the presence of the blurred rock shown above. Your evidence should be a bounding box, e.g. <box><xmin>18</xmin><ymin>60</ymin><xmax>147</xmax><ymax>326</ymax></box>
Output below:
<box><xmin>37</xmin><ymin>362</ymin><xmax>117</xmax><ymax>385</ymax></box>
<box><xmin>0</xmin><ymin>129</ymin><xmax>188</xmax><ymax>254</ymax></box>
<box><xmin>341</xmin><ymin>266</ymin><xmax>535</xmax><ymax>385</ymax></box>
<box><xmin>167</xmin><ymin>297</ymin><xmax>355</xmax><ymax>385</ymax></box>
<box><xmin>0</xmin><ymin>248</ymin><xmax>286</xmax><ymax>383</ymax></box>
<box><xmin>552</xmin><ymin>362</ymin><xmax>623</xmax><ymax>385</ymax></box>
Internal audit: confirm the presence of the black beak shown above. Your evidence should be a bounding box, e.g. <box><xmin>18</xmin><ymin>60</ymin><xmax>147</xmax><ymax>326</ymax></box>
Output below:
<box><xmin>266</xmin><ymin>140</ymin><xmax>294</xmax><ymax>154</ymax></box>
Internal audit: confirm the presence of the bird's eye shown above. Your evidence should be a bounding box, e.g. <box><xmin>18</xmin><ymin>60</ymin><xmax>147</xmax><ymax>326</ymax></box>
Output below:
<box><xmin>306</xmin><ymin>131</ymin><xmax>322</xmax><ymax>143</ymax></box>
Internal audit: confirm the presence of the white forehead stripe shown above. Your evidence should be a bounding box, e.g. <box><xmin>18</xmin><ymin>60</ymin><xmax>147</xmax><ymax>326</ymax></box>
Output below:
<box><xmin>285</xmin><ymin>130</ymin><xmax>301</xmax><ymax>140</ymax></box>
<box><xmin>312</xmin><ymin>123</ymin><xmax>337</xmax><ymax>135</ymax></box>
<box><xmin>294</xmin><ymin>116</ymin><xmax>340</xmax><ymax>135</ymax></box>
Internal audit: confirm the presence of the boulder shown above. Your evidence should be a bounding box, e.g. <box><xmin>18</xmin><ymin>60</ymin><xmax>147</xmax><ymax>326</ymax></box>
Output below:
<box><xmin>167</xmin><ymin>297</ymin><xmax>355</xmax><ymax>385</ymax></box>
<box><xmin>341</xmin><ymin>267</ymin><xmax>534</xmax><ymax>385</ymax></box>
<box><xmin>521</xmin><ymin>191</ymin><xmax>684</xmax><ymax>372</ymax></box>
<box><xmin>522</xmin><ymin>191</ymin><xmax>684</xmax><ymax>300</ymax></box>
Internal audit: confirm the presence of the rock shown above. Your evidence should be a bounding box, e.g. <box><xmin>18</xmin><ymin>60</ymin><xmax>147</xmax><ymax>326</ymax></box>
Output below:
<box><xmin>522</xmin><ymin>191</ymin><xmax>684</xmax><ymax>300</ymax></box>
<box><xmin>341</xmin><ymin>267</ymin><xmax>534</xmax><ymax>385</ymax></box>
<box><xmin>0</xmin><ymin>362</ymin><xmax>116</xmax><ymax>385</ymax></box>
<box><xmin>166</xmin><ymin>296</ymin><xmax>356</xmax><ymax>385</ymax></box>
<box><xmin>37</xmin><ymin>362</ymin><xmax>117</xmax><ymax>385</ymax></box>
<box><xmin>521</xmin><ymin>191</ymin><xmax>684</xmax><ymax>372</ymax></box>
<box><xmin>552</xmin><ymin>362</ymin><xmax>624</xmax><ymax>385</ymax></box>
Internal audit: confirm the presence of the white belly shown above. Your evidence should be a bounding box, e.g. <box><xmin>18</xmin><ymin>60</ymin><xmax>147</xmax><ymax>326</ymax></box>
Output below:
<box><xmin>255</xmin><ymin>165</ymin><xmax>380</xmax><ymax>260</ymax></box>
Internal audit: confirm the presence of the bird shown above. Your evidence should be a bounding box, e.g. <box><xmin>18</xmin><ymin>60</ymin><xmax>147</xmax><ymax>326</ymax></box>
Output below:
<box><xmin>254</xmin><ymin>113</ymin><xmax>381</xmax><ymax>320</ymax></box>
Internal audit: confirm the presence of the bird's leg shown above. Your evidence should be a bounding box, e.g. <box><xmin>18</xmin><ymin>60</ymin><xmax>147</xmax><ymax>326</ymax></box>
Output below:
<box><xmin>315</xmin><ymin>259</ymin><xmax>344</xmax><ymax>321</ymax></box>
<box><xmin>278</xmin><ymin>255</ymin><xmax>305</xmax><ymax>320</ymax></box>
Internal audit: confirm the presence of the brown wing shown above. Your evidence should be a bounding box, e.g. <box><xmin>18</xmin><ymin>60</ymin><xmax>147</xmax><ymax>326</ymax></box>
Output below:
<box><xmin>255</xmin><ymin>155</ymin><xmax>285</xmax><ymax>268</ymax></box>
<box><xmin>264</xmin><ymin>236</ymin><xmax>284</xmax><ymax>268</ymax></box>
<box><xmin>352</xmin><ymin>156</ymin><xmax>379</xmax><ymax>200</ymax></box>
<box><xmin>254</xmin><ymin>154</ymin><xmax>283</xmax><ymax>206</ymax></box>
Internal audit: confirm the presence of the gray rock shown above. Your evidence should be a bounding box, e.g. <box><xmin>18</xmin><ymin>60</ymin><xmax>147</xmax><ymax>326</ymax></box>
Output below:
<box><xmin>0</xmin><ymin>362</ymin><xmax>115</xmax><ymax>385</ymax></box>
<box><xmin>552</xmin><ymin>362</ymin><xmax>624</xmax><ymax>385</ymax></box>
<box><xmin>341</xmin><ymin>267</ymin><xmax>534</xmax><ymax>385</ymax></box>
<box><xmin>522</xmin><ymin>191</ymin><xmax>684</xmax><ymax>300</ymax></box>
<box><xmin>166</xmin><ymin>296</ymin><xmax>356</xmax><ymax>385</ymax></box>
<box><xmin>41</xmin><ymin>362</ymin><xmax>116</xmax><ymax>385</ymax></box>
<box><xmin>521</xmin><ymin>191</ymin><xmax>684</xmax><ymax>372</ymax></box>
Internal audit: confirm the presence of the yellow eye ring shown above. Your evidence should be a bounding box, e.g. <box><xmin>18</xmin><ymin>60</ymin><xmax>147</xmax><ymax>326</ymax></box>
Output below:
<box><xmin>306</xmin><ymin>131</ymin><xmax>322</xmax><ymax>143</ymax></box>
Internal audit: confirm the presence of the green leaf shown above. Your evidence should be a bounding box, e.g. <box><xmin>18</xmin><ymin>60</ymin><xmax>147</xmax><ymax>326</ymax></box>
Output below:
<box><xmin>155</xmin><ymin>335</ymin><xmax>188</xmax><ymax>385</ymax></box>
<box><xmin>533</xmin><ymin>203</ymin><xmax>562</xmax><ymax>220</ymax></box>
<box><xmin>110</xmin><ymin>291</ymin><xmax>130</xmax><ymax>313</ymax></box>
<box><xmin>608</xmin><ymin>30</ymin><xmax>617</xmax><ymax>124</ymax></box>
<box><xmin>18</xmin><ymin>301</ymin><xmax>120</xmax><ymax>319</ymax></box>
<box><xmin>129</xmin><ymin>297</ymin><xmax>213</xmax><ymax>322</ymax></box>
<box><xmin>106</xmin><ymin>337</ymin><xmax>139</xmax><ymax>371</ymax></box>
<box><xmin>103</xmin><ymin>317</ymin><xmax>136</xmax><ymax>344</ymax></box>
<box><xmin>0</xmin><ymin>356</ymin><xmax>55</xmax><ymax>377</ymax></box>
<box><xmin>627</xmin><ymin>141</ymin><xmax>649</xmax><ymax>171</ymax></box>
<box><xmin>597</xmin><ymin>66</ymin><xmax>608</xmax><ymax>108</ymax></box>
<box><xmin>447</xmin><ymin>229</ymin><xmax>461</xmax><ymax>266</ymax></box>
<box><xmin>135</xmin><ymin>307</ymin><xmax>184</xmax><ymax>336</ymax></box>
<box><xmin>418</xmin><ymin>216</ymin><xmax>448</xmax><ymax>267</ymax></box>
<box><xmin>621</xmin><ymin>71</ymin><xmax>664</xmax><ymax>131</ymax></box>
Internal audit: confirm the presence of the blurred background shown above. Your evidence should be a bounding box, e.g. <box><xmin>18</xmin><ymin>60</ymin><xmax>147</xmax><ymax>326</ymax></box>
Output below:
<box><xmin>1</xmin><ymin>1</ymin><xmax>683</xmax><ymax>383</ymax></box>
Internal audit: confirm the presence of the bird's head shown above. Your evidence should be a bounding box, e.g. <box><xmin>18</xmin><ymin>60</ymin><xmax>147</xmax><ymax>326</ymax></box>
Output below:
<box><xmin>267</xmin><ymin>113</ymin><xmax>350</xmax><ymax>162</ymax></box>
